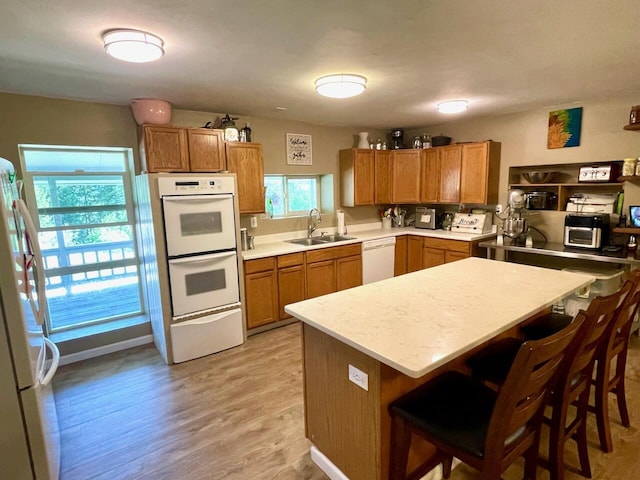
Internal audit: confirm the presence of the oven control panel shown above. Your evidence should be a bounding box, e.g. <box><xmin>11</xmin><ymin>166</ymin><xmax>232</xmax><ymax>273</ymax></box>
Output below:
<box><xmin>157</xmin><ymin>175</ymin><xmax>235</xmax><ymax>196</ymax></box>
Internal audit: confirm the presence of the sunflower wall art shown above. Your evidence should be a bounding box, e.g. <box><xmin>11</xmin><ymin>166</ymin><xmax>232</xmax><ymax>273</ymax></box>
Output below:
<box><xmin>547</xmin><ymin>107</ymin><xmax>583</xmax><ymax>149</ymax></box>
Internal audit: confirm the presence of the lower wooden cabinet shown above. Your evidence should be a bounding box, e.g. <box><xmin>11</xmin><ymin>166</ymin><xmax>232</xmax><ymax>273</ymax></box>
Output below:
<box><xmin>422</xmin><ymin>237</ymin><xmax>480</xmax><ymax>269</ymax></box>
<box><xmin>244</xmin><ymin>257</ymin><xmax>278</xmax><ymax>329</ymax></box>
<box><xmin>277</xmin><ymin>253</ymin><xmax>306</xmax><ymax>319</ymax></box>
<box><xmin>394</xmin><ymin>236</ymin><xmax>408</xmax><ymax>276</ymax></box>
<box><xmin>305</xmin><ymin>244</ymin><xmax>362</xmax><ymax>299</ymax></box>
<box><xmin>407</xmin><ymin>235</ymin><xmax>424</xmax><ymax>272</ymax></box>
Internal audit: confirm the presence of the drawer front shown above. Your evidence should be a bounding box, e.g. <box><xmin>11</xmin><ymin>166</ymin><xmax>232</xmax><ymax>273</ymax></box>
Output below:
<box><xmin>423</xmin><ymin>237</ymin><xmax>469</xmax><ymax>254</ymax></box>
<box><xmin>306</xmin><ymin>243</ymin><xmax>361</xmax><ymax>263</ymax></box>
<box><xmin>244</xmin><ymin>257</ymin><xmax>276</xmax><ymax>274</ymax></box>
<box><xmin>277</xmin><ymin>252</ymin><xmax>304</xmax><ymax>268</ymax></box>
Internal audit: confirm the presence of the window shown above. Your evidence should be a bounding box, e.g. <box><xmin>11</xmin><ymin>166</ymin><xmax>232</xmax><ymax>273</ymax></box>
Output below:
<box><xmin>264</xmin><ymin>175</ymin><xmax>320</xmax><ymax>217</ymax></box>
<box><xmin>19</xmin><ymin>145</ymin><xmax>143</xmax><ymax>334</ymax></box>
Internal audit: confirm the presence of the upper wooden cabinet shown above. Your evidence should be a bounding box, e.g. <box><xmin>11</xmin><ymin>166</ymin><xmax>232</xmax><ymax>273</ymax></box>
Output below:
<box><xmin>187</xmin><ymin>129</ymin><xmax>225</xmax><ymax>172</ymax></box>
<box><xmin>374</xmin><ymin>150</ymin><xmax>393</xmax><ymax>205</ymax></box>
<box><xmin>140</xmin><ymin>125</ymin><xmax>189</xmax><ymax>173</ymax></box>
<box><xmin>139</xmin><ymin>125</ymin><xmax>226</xmax><ymax>173</ymax></box>
<box><xmin>226</xmin><ymin>142</ymin><xmax>265</xmax><ymax>214</ymax></box>
<box><xmin>340</xmin><ymin>149</ymin><xmax>375</xmax><ymax>206</ymax></box>
<box><xmin>374</xmin><ymin>149</ymin><xmax>422</xmax><ymax>204</ymax></box>
<box><xmin>460</xmin><ymin>141</ymin><xmax>501</xmax><ymax>204</ymax></box>
<box><xmin>421</xmin><ymin>141</ymin><xmax>501</xmax><ymax>205</ymax></box>
<box><xmin>391</xmin><ymin>150</ymin><xmax>422</xmax><ymax>203</ymax></box>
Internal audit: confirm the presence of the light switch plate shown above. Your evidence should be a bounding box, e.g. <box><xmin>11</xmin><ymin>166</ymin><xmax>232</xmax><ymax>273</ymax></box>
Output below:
<box><xmin>250</xmin><ymin>216</ymin><xmax>258</xmax><ymax>228</ymax></box>
<box><xmin>348</xmin><ymin>364</ymin><xmax>368</xmax><ymax>391</ymax></box>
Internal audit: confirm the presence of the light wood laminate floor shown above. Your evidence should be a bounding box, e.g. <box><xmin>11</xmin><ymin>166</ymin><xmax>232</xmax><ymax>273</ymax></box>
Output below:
<box><xmin>54</xmin><ymin>323</ymin><xmax>640</xmax><ymax>480</ymax></box>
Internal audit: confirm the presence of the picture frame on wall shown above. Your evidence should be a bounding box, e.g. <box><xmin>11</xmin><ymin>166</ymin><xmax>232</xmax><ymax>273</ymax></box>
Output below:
<box><xmin>547</xmin><ymin>107</ymin><xmax>583</xmax><ymax>149</ymax></box>
<box><xmin>286</xmin><ymin>133</ymin><xmax>312</xmax><ymax>165</ymax></box>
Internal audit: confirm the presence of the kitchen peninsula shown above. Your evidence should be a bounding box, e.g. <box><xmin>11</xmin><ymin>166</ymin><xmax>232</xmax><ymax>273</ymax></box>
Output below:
<box><xmin>285</xmin><ymin>257</ymin><xmax>594</xmax><ymax>480</ymax></box>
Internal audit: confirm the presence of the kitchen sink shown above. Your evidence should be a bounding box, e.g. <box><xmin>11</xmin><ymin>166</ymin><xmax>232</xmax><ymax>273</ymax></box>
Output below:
<box><xmin>316</xmin><ymin>234</ymin><xmax>356</xmax><ymax>242</ymax></box>
<box><xmin>286</xmin><ymin>238</ymin><xmax>328</xmax><ymax>246</ymax></box>
<box><xmin>285</xmin><ymin>234</ymin><xmax>356</xmax><ymax>246</ymax></box>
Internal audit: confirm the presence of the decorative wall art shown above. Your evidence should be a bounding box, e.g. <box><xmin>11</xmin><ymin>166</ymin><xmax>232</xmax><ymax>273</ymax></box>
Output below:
<box><xmin>547</xmin><ymin>107</ymin><xmax>583</xmax><ymax>149</ymax></box>
<box><xmin>286</xmin><ymin>133</ymin><xmax>312</xmax><ymax>165</ymax></box>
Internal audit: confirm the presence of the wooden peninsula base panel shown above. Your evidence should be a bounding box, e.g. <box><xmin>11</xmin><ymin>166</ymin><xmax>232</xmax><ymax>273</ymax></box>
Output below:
<box><xmin>303</xmin><ymin>323</ymin><xmax>533</xmax><ymax>479</ymax></box>
<box><xmin>289</xmin><ymin>258</ymin><xmax>596</xmax><ymax>480</ymax></box>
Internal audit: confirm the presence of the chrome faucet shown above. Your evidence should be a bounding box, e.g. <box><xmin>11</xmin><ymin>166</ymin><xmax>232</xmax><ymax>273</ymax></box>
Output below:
<box><xmin>308</xmin><ymin>208</ymin><xmax>322</xmax><ymax>238</ymax></box>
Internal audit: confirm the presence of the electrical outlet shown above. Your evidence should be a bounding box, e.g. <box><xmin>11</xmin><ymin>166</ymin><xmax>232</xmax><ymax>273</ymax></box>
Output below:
<box><xmin>348</xmin><ymin>364</ymin><xmax>368</xmax><ymax>391</ymax></box>
<box><xmin>250</xmin><ymin>216</ymin><xmax>258</xmax><ymax>228</ymax></box>
<box><xmin>495</xmin><ymin>204</ymin><xmax>503</xmax><ymax>214</ymax></box>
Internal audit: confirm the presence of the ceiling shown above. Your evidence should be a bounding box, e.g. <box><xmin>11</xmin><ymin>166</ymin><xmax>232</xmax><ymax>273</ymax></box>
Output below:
<box><xmin>1</xmin><ymin>0</ymin><xmax>639</xmax><ymax>130</ymax></box>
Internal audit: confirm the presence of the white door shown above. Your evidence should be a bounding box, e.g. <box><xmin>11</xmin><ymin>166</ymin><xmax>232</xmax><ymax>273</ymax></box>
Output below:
<box><xmin>162</xmin><ymin>194</ymin><xmax>236</xmax><ymax>257</ymax></box>
<box><xmin>168</xmin><ymin>251</ymin><xmax>240</xmax><ymax>317</ymax></box>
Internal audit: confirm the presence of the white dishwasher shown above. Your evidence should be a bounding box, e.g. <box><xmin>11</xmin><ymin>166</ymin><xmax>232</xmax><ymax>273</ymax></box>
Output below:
<box><xmin>362</xmin><ymin>237</ymin><xmax>396</xmax><ymax>284</ymax></box>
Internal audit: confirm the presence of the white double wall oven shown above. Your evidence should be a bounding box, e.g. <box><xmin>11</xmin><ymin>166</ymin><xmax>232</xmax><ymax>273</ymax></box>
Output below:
<box><xmin>137</xmin><ymin>174</ymin><xmax>245</xmax><ymax>364</ymax></box>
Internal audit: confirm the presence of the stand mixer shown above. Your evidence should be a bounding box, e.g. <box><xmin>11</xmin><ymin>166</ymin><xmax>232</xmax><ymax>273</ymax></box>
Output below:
<box><xmin>498</xmin><ymin>189</ymin><xmax>533</xmax><ymax>246</ymax></box>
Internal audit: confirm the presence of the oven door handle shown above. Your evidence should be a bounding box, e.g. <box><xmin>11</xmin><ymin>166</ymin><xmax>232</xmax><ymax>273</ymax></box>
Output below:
<box><xmin>168</xmin><ymin>251</ymin><xmax>236</xmax><ymax>264</ymax></box>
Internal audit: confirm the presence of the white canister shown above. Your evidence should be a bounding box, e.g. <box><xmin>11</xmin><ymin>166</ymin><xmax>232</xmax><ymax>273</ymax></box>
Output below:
<box><xmin>382</xmin><ymin>217</ymin><xmax>392</xmax><ymax>229</ymax></box>
<box><xmin>623</xmin><ymin>158</ymin><xmax>636</xmax><ymax>176</ymax></box>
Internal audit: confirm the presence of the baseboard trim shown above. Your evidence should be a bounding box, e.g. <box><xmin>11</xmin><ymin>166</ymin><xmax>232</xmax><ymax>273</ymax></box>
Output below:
<box><xmin>59</xmin><ymin>335</ymin><xmax>153</xmax><ymax>365</ymax></box>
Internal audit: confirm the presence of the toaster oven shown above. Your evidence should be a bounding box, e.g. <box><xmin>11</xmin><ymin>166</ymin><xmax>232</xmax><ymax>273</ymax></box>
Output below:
<box><xmin>564</xmin><ymin>214</ymin><xmax>609</xmax><ymax>249</ymax></box>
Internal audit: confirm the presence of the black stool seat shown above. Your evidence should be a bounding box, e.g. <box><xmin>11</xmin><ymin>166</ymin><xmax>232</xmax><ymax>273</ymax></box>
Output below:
<box><xmin>390</xmin><ymin>371</ymin><xmax>498</xmax><ymax>458</ymax></box>
<box><xmin>521</xmin><ymin>313</ymin><xmax>573</xmax><ymax>340</ymax></box>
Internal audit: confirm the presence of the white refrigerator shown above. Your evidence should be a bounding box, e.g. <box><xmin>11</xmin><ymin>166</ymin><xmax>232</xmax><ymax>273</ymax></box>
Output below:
<box><xmin>0</xmin><ymin>157</ymin><xmax>60</xmax><ymax>479</ymax></box>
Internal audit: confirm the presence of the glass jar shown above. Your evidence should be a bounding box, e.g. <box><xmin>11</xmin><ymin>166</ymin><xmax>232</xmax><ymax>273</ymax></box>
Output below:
<box><xmin>623</xmin><ymin>158</ymin><xmax>636</xmax><ymax>177</ymax></box>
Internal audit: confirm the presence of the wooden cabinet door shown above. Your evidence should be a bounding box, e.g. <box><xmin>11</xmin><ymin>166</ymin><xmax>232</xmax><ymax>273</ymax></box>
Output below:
<box><xmin>439</xmin><ymin>145</ymin><xmax>462</xmax><ymax>203</ymax></box>
<box><xmin>278</xmin><ymin>265</ymin><xmax>306</xmax><ymax>319</ymax></box>
<box><xmin>374</xmin><ymin>150</ymin><xmax>393</xmax><ymax>205</ymax></box>
<box><xmin>445</xmin><ymin>251</ymin><xmax>469</xmax><ymax>263</ymax></box>
<box><xmin>226</xmin><ymin>142</ymin><xmax>265</xmax><ymax>214</ymax></box>
<box><xmin>336</xmin><ymin>255</ymin><xmax>362</xmax><ymax>291</ymax></box>
<box><xmin>460</xmin><ymin>141</ymin><xmax>501</xmax><ymax>205</ymax></box>
<box><xmin>340</xmin><ymin>149</ymin><xmax>374</xmax><ymax>206</ymax></box>
<box><xmin>407</xmin><ymin>235</ymin><xmax>424</xmax><ymax>272</ymax></box>
<box><xmin>187</xmin><ymin>129</ymin><xmax>225</xmax><ymax>172</ymax></box>
<box><xmin>244</xmin><ymin>270</ymin><xmax>278</xmax><ymax>329</ymax></box>
<box><xmin>392</xmin><ymin>150</ymin><xmax>421</xmax><ymax>203</ymax></box>
<box><xmin>353</xmin><ymin>150</ymin><xmax>375</xmax><ymax>205</ymax></box>
<box><xmin>306</xmin><ymin>260</ymin><xmax>336</xmax><ymax>299</ymax></box>
<box><xmin>394</xmin><ymin>236</ymin><xmax>408</xmax><ymax>276</ymax></box>
<box><xmin>142</xmin><ymin>126</ymin><xmax>189</xmax><ymax>173</ymax></box>
<box><xmin>423</xmin><ymin>248</ymin><xmax>446</xmax><ymax>269</ymax></box>
<box><xmin>420</xmin><ymin>148</ymin><xmax>441</xmax><ymax>203</ymax></box>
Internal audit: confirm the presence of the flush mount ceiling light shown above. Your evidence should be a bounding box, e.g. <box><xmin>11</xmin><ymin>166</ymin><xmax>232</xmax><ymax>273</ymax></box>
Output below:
<box><xmin>437</xmin><ymin>100</ymin><xmax>469</xmax><ymax>114</ymax></box>
<box><xmin>314</xmin><ymin>74</ymin><xmax>367</xmax><ymax>99</ymax></box>
<box><xmin>102</xmin><ymin>29</ymin><xmax>164</xmax><ymax>63</ymax></box>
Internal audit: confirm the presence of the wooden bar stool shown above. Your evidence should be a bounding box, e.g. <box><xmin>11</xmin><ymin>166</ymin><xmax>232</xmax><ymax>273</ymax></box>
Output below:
<box><xmin>589</xmin><ymin>284</ymin><xmax>640</xmax><ymax>453</ymax></box>
<box><xmin>388</xmin><ymin>314</ymin><xmax>584</xmax><ymax>480</ymax></box>
<box><xmin>465</xmin><ymin>284</ymin><xmax>630</xmax><ymax>480</ymax></box>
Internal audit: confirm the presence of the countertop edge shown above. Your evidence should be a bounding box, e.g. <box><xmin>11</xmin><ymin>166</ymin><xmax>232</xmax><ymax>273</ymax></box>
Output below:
<box><xmin>243</xmin><ymin>228</ymin><xmax>496</xmax><ymax>261</ymax></box>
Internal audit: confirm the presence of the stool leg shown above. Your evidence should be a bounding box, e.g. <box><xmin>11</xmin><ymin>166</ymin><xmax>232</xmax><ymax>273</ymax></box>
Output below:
<box><xmin>390</xmin><ymin>415</ymin><xmax>411</xmax><ymax>480</ymax></box>
<box><xmin>523</xmin><ymin>436</ymin><xmax>540</xmax><ymax>480</ymax></box>
<box><xmin>548</xmin><ymin>402</ymin><xmax>566</xmax><ymax>480</ymax></box>
<box><xmin>615</xmin><ymin>377</ymin><xmax>631</xmax><ymax>428</ymax></box>
<box><xmin>442</xmin><ymin>455</ymin><xmax>453</xmax><ymax>478</ymax></box>
<box><xmin>576</xmin><ymin>391</ymin><xmax>592</xmax><ymax>478</ymax></box>
<box><xmin>594</xmin><ymin>361</ymin><xmax>614</xmax><ymax>452</ymax></box>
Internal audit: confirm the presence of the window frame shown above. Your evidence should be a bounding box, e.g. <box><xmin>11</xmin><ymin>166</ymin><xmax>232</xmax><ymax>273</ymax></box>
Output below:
<box><xmin>265</xmin><ymin>174</ymin><xmax>322</xmax><ymax>218</ymax></box>
<box><xmin>18</xmin><ymin>144</ymin><xmax>144</xmax><ymax>334</ymax></box>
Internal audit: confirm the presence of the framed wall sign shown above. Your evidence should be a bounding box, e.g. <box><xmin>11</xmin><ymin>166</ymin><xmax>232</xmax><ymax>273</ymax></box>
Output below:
<box><xmin>286</xmin><ymin>133</ymin><xmax>312</xmax><ymax>165</ymax></box>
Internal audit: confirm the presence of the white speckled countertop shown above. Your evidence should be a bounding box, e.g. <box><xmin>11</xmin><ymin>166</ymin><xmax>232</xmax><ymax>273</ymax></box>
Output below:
<box><xmin>241</xmin><ymin>225</ymin><xmax>497</xmax><ymax>260</ymax></box>
<box><xmin>285</xmin><ymin>257</ymin><xmax>594</xmax><ymax>378</ymax></box>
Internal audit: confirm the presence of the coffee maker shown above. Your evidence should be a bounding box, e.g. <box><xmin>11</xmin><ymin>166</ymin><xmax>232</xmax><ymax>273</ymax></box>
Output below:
<box><xmin>390</xmin><ymin>129</ymin><xmax>404</xmax><ymax>149</ymax></box>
